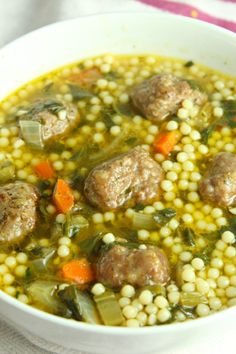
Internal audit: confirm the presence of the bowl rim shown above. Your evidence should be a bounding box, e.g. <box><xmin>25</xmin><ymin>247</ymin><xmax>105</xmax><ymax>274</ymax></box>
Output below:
<box><xmin>0</xmin><ymin>11</ymin><xmax>236</xmax><ymax>335</ymax></box>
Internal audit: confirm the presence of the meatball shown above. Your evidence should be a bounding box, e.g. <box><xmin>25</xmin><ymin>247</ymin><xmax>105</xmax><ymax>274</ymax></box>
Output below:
<box><xmin>131</xmin><ymin>73</ymin><xmax>206</xmax><ymax>122</ymax></box>
<box><xmin>96</xmin><ymin>244</ymin><xmax>170</xmax><ymax>288</ymax></box>
<box><xmin>199</xmin><ymin>152</ymin><xmax>236</xmax><ymax>207</ymax></box>
<box><xmin>20</xmin><ymin>98</ymin><xmax>78</xmax><ymax>143</ymax></box>
<box><xmin>0</xmin><ymin>181</ymin><xmax>38</xmax><ymax>244</ymax></box>
<box><xmin>84</xmin><ymin>146</ymin><xmax>163</xmax><ymax>211</ymax></box>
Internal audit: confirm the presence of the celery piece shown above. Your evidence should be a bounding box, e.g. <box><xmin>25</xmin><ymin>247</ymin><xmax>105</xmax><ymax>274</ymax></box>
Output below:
<box><xmin>94</xmin><ymin>290</ymin><xmax>124</xmax><ymax>326</ymax></box>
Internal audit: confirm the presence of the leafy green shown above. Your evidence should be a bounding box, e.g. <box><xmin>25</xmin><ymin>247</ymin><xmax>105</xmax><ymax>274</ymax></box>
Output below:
<box><xmin>194</xmin><ymin>244</ymin><xmax>215</xmax><ymax>265</ymax></box>
<box><xmin>114</xmin><ymin>102</ymin><xmax>133</xmax><ymax>117</ymax></box>
<box><xmin>78</xmin><ymin>233</ymin><xmax>104</xmax><ymax>256</ymax></box>
<box><xmin>125</xmin><ymin>137</ymin><xmax>140</xmax><ymax>146</ymax></box>
<box><xmin>58</xmin><ymin>285</ymin><xmax>100</xmax><ymax>324</ymax></box>
<box><xmin>43</xmin><ymin>82</ymin><xmax>54</xmax><ymax>93</ymax></box>
<box><xmin>184</xmin><ymin>60</ymin><xmax>194</xmax><ymax>68</ymax></box>
<box><xmin>19</xmin><ymin>120</ymin><xmax>44</xmax><ymax>149</ymax></box>
<box><xmin>64</xmin><ymin>214</ymin><xmax>89</xmax><ymax>238</ymax></box>
<box><xmin>222</xmin><ymin>100</ymin><xmax>236</xmax><ymax>127</ymax></box>
<box><xmin>37</xmin><ymin>180</ymin><xmax>52</xmax><ymax>196</ymax></box>
<box><xmin>201</xmin><ymin>124</ymin><xmax>216</xmax><ymax>144</ymax></box>
<box><xmin>179</xmin><ymin>227</ymin><xmax>196</xmax><ymax>247</ymax></box>
<box><xmin>29</xmin><ymin>247</ymin><xmax>55</xmax><ymax>274</ymax></box>
<box><xmin>186</xmin><ymin>79</ymin><xmax>201</xmax><ymax>90</ymax></box>
<box><xmin>153</xmin><ymin>208</ymin><xmax>177</xmax><ymax>227</ymax></box>
<box><xmin>101</xmin><ymin>108</ymin><xmax>115</xmax><ymax>129</ymax></box>
<box><xmin>105</xmin><ymin>71</ymin><xmax>119</xmax><ymax>80</ymax></box>
<box><xmin>68</xmin><ymin>84</ymin><xmax>94</xmax><ymax>100</ymax></box>
<box><xmin>133</xmin><ymin>203</ymin><xmax>145</xmax><ymax>211</ymax></box>
<box><xmin>25</xmin><ymin>99</ymin><xmax>65</xmax><ymax>116</ymax></box>
<box><xmin>27</xmin><ymin>280</ymin><xmax>70</xmax><ymax>317</ymax></box>
<box><xmin>46</xmin><ymin>142</ymin><xmax>65</xmax><ymax>153</ymax></box>
<box><xmin>132</xmin><ymin>208</ymin><xmax>176</xmax><ymax>230</ymax></box>
<box><xmin>173</xmin><ymin>305</ymin><xmax>196</xmax><ymax>319</ymax></box>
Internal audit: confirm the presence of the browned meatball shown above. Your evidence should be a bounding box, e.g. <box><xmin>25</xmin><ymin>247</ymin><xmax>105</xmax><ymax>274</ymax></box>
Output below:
<box><xmin>199</xmin><ymin>152</ymin><xmax>236</xmax><ymax>207</ymax></box>
<box><xmin>96</xmin><ymin>244</ymin><xmax>170</xmax><ymax>288</ymax></box>
<box><xmin>84</xmin><ymin>146</ymin><xmax>163</xmax><ymax>211</ymax></box>
<box><xmin>0</xmin><ymin>181</ymin><xmax>38</xmax><ymax>244</ymax></box>
<box><xmin>131</xmin><ymin>73</ymin><xmax>206</xmax><ymax>122</ymax></box>
<box><xmin>20</xmin><ymin>98</ymin><xmax>78</xmax><ymax>143</ymax></box>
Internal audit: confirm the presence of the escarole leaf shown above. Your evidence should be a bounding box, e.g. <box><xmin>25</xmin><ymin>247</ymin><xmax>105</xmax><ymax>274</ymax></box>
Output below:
<box><xmin>68</xmin><ymin>84</ymin><xmax>94</xmax><ymax>100</ymax></box>
<box><xmin>64</xmin><ymin>214</ymin><xmax>89</xmax><ymax>238</ymax></box>
<box><xmin>222</xmin><ymin>100</ymin><xmax>236</xmax><ymax>127</ymax></box>
<box><xmin>132</xmin><ymin>208</ymin><xmax>176</xmax><ymax>230</ymax></box>
<box><xmin>20</xmin><ymin>120</ymin><xmax>44</xmax><ymax>149</ymax></box>
<box><xmin>58</xmin><ymin>285</ymin><xmax>100</xmax><ymax>324</ymax></box>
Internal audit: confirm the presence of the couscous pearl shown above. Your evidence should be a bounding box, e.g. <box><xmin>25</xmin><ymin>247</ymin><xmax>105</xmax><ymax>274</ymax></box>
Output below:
<box><xmin>161</xmin><ymin>180</ymin><xmax>173</xmax><ymax>192</ymax></box>
<box><xmin>154</xmin><ymin>296</ymin><xmax>169</xmax><ymax>309</ymax></box>
<box><xmin>166</xmin><ymin>120</ymin><xmax>178</xmax><ymax>131</ymax></box>
<box><xmin>97</xmin><ymin>79</ymin><xmax>108</xmax><ymax>88</ymax></box>
<box><xmin>137</xmin><ymin>230</ymin><xmax>150</xmax><ymax>241</ymax></box>
<box><xmin>3</xmin><ymin>273</ymin><xmax>15</xmax><ymax>285</ymax></box>
<box><xmin>57</xmin><ymin>245</ymin><xmax>70</xmax><ymax>258</ymax></box>
<box><xmin>92</xmin><ymin>213</ymin><xmax>104</xmax><ymax>224</ymax></box>
<box><xmin>211</xmin><ymin>258</ymin><xmax>223</xmax><ymax>269</ymax></box>
<box><xmin>139</xmin><ymin>290</ymin><xmax>153</xmax><ymax>305</ymax></box>
<box><xmin>143</xmin><ymin>206</ymin><xmax>155</xmax><ymax>214</ymax></box>
<box><xmin>153</xmin><ymin>201</ymin><xmax>164</xmax><ymax>210</ymax></box>
<box><xmin>110</xmin><ymin>126</ymin><xmax>121</xmax><ymax>136</ymax></box>
<box><xmin>93</xmin><ymin>133</ymin><xmax>104</xmax><ymax>143</ymax></box>
<box><xmin>182</xmin><ymin>213</ymin><xmax>193</xmax><ymax>224</ymax></box>
<box><xmin>225</xmin><ymin>246</ymin><xmax>236</xmax><ymax>258</ymax></box>
<box><xmin>16</xmin><ymin>253</ymin><xmax>28</xmax><ymax>264</ymax></box>
<box><xmin>119</xmin><ymin>297</ymin><xmax>131</xmax><ymax>308</ymax></box>
<box><xmin>208</xmin><ymin>268</ymin><xmax>220</xmax><ymax>279</ymax></box>
<box><xmin>213</xmin><ymin>107</ymin><xmax>223</xmax><ymax>118</ymax></box>
<box><xmin>178</xmin><ymin>108</ymin><xmax>189</xmax><ymax>120</ymax></box>
<box><xmin>56</xmin><ymin>214</ymin><xmax>66</xmax><ymax>224</ymax></box>
<box><xmin>53</xmin><ymin>161</ymin><xmax>64</xmax><ymax>171</ymax></box>
<box><xmin>211</xmin><ymin>208</ymin><xmax>223</xmax><ymax>218</ymax></box>
<box><xmin>18</xmin><ymin>294</ymin><xmax>29</xmax><ymax>304</ymax></box>
<box><xmin>217</xmin><ymin>276</ymin><xmax>230</xmax><ymax>288</ymax></box>
<box><xmin>5</xmin><ymin>257</ymin><xmax>17</xmax><ymax>269</ymax></box>
<box><xmin>196</xmin><ymin>304</ymin><xmax>210</xmax><ymax>317</ymax></box>
<box><xmin>226</xmin><ymin>287</ymin><xmax>236</xmax><ymax>298</ymax></box>
<box><xmin>104</xmin><ymin>211</ymin><xmax>115</xmax><ymax>222</ymax></box>
<box><xmin>196</xmin><ymin>278</ymin><xmax>210</xmax><ymax>294</ymax></box>
<box><xmin>162</xmin><ymin>160</ymin><xmax>173</xmax><ymax>171</ymax></box>
<box><xmin>180</xmin><ymin>251</ymin><xmax>193</xmax><ymax>262</ymax></box>
<box><xmin>222</xmin><ymin>231</ymin><xmax>235</xmax><ymax>244</ymax></box>
<box><xmin>182</xmin><ymin>283</ymin><xmax>195</xmax><ymax>293</ymax></box>
<box><xmin>123</xmin><ymin>305</ymin><xmax>138</xmax><ymax>319</ymax></box>
<box><xmin>216</xmin><ymin>217</ymin><xmax>227</xmax><ymax>227</ymax></box>
<box><xmin>182</xmin><ymin>268</ymin><xmax>195</xmax><ymax>282</ymax></box>
<box><xmin>157</xmin><ymin>308</ymin><xmax>171</xmax><ymax>323</ymax></box>
<box><xmin>58</xmin><ymin>237</ymin><xmax>71</xmax><ymax>246</ymax></box>
<box><xmin>15</xmin><ymin>265</ymin><xmax>27</xmax><ymax>277</ymax></box>
<box><xmin>169</xmin><ymin>219</ymin><xmax>179</xmax><ymax>230</ymax></box>
<box><xmin>159</xmin><ymin>227</ymin><xmax>171</xmax><ymax>238</ymax></box>
<box><xmin>168</xmin><ymin>291</ymin><xmax>180</xmax><ymax>304</ymax></box>
<box><xmin>191</xmin><ymin>258</ymin><xmax>205</xmax><ymax>270</ymax></box>
<box><xmin>224</xmin><ymin>264</ymin><xmax>236</xmax><ymax>275</ymax></box>
<box><xmin>102</xmin><ymin>233</ymin><xmax>115</xmax><ymax>244</ymax></box>
<box><xmin>91</xmin><ymin>283</ymin><xmax>105</xmax><ymax>296</ymax></box>
<box><xmin>180</xmin><ymin>122</ymin><xmax>191</xmax><ymax>135</ymax></box>
<box><xmin>177</xmin><ymin>152</ymin><xmax>188</xmax><ymax>163</ymax></box>
<box><xmin>178</xmin><ymin>180</ymin><xmax>189</xmax><ymax>190</ymax></box>
<box><xmin>121</xmin><ymin>285</ymin><xmax>135</xmax><ymax>298</ymax></box>
<box><xmin>187</xmin><ymin>192</ymin><xmax>200</xmax><ymax>202</ymax></box>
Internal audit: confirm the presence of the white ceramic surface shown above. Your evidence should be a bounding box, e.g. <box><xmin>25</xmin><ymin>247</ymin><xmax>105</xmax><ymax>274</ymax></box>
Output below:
<box><xmin>0</xmin><ymin>12</ymin><xmax>235</xmax><ymax>354</ymax></box>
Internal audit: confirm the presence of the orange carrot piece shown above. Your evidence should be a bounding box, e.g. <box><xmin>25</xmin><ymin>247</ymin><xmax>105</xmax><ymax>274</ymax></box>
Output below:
<box><xmin>61</xmin><ymin>259</ymin><xmax>94</xmax><ymax>284</ymax></box>
<box><xmin>53</xmin><ymin>178</ymin><xmax>74</xmax><ymax>213</ymax></box>
<box><xmin>68</xmin><ymin>68</ymin><xmax>102</xmax><ymax>86</ymax></box>
<box><xmin>153</xmin><ymin>131</ymin><xmax>178</xmax><ymax>155</ymax></box>
<box><xmin>34</xmin><ymin>160</ymin><xmax>55</xmax><ymax>179</ymax></box>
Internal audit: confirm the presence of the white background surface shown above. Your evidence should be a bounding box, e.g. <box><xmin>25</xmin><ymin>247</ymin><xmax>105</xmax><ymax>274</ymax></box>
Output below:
<box><xmin>0</xmin><ymin>1</ymin><xmax>235</xmax><ymax>353</ymax></box>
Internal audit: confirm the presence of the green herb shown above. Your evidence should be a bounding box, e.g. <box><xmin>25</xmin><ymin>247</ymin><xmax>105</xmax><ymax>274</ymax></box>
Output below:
<box><xmin>186</xmin><ymin>79</ymin><xmax>201</xmax><ymax>90</ymax></box>
<box><xmin>180</xmin><ymin>292</ymin><xmax>207</xmax><ymax>307</ymax></box>
<box><xmin>37</xmin><ymin>180</ymin><xmax>51</xmax><ymax>196</ymax></box>
<box><xmin>101</xmin><ymin>108</ymin><xmax>115</xmax><ymax>129</ymax></box>
<box><xmin>201</xmin><ymin>124</ymin><xmax>216</xmax><ymax>144</ymax></box>
<box><xmin>58</xmin><ymin>285</ymin><xmax>100</xmax><ymax>324</ymax></box>
<box><xmin>29</xmin><ymin>247</ymin><xmax>55</xmax><ymax>274</ymax></box>
<box><xmin>173</xmin><ymin>305</ymin><xmax>196</xmax><ymax>319</ymax></box>
<box><xmin>114</xmin><ymin>102</ymin><xmax>133</xmax><ymax>117</ymax></box>
<box><xmin>68</xmin><ymin>84</ymin><xmax>94</xmax><ymax>100</ymax></box>
<box><xmin>64</xmin><ymin>214</ymin><xmax>89</xmax><ymax>238</ymax></box>
<box><xmin>46</xmin><ymin>142</ymin><xmax>65</xmax><ymax>153</ymax></box>
<box><xmin>25</xmin><ymin>99</ymin><xmax>65</xmax><ymax>116</ymax></box>
<box><xmin>221</xmin><ymin>100</ymin><xmax>236</xmax><ymax>127</ymax></box>
<box><xmin>43</xmin><ymin>82</ymin><xmax>54</xmax><ymax>93</ymax></box>
<box><xmin>153</xmin><ymin>208</ymin><xmax>177</xmax><ymax>227</ymax></box>
<box><xmin>78</xmin><ymin>233</ymin><xmax>104</xmax><ymax>256</ymax></box>
<box><xmin>184</xmin><ymin>60</ymin><xmax>194</xmax><ymax>68</ymax></box>
<box><xmin>194</xmin><ymin>244</ymin><xmax>215</xmax><ymax>265</ymax></box>
<box><xmin>70</xmin><ymin>172</ymin><xmax>86</xmax><ymax>190</ymax></box>
<box><xmin>125</xmin><ymin>137</ymin><xmax>139</xmax><ymax>146</ymax></box>
<box><xmin>133</xmin><ymin>203</ymin><xmax>145</xmax><ymax>211</ymax></box>
<box><xmin>181</xmin><ymin>227</ymin><xmax>196</xmax><ymax>247</ymax></box>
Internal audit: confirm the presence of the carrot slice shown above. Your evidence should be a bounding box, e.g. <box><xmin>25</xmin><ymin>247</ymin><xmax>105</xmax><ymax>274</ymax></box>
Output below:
<box><xmin>68</xmin><ymin>68</ymin><xmax>102</xmax><ymax>86</ymax></box>
<box><xmin>53</xmin><ymin>178</ymin><xmax>74</xmax><ymax>213</ymax></box>
<box><xmin>61</xmin><ymin>259</ymin><xmax>94</xmax><ymax>284</ymax></box>
<box><xmin>153</xmin><ymin>131</ymin><xmax>178</xmax><ymax>155</ymax></box>
<box><xmin>34</xmin><ymin>160</ymin><xmax>55</xmax><ymax>179</ymax></box>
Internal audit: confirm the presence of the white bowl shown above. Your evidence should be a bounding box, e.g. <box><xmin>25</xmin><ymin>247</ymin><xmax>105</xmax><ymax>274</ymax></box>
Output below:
<box><xmin>0</xmin><ymin>12</ymin><xmax>236</xmax><ymax>354</ymax></box>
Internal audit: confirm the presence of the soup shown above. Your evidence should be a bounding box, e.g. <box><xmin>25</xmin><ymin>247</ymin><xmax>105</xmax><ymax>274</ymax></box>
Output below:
<box><xmin>0</xmin><ymin>54</ymin><xmax>235</xmax><ymax>327</ymax></box>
